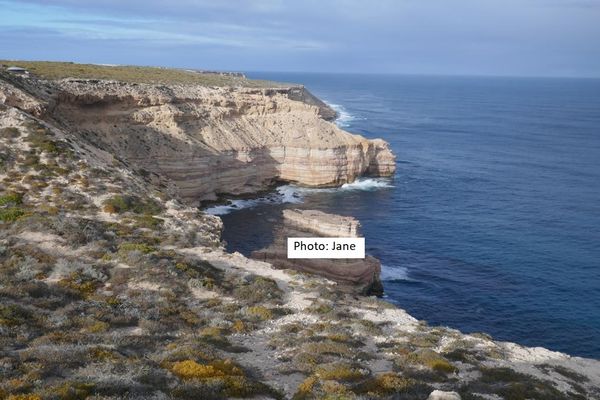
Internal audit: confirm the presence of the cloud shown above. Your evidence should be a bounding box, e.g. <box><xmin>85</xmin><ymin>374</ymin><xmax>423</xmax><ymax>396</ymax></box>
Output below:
<box><xmin>0</xmin><ymin>0</ymin><xmax>599</xmax><ymax>76</ymax></box>
<box><xmin>0</xmin><ymin>1</ymin><xmax>327</xmax><ymax>50</ymax></box>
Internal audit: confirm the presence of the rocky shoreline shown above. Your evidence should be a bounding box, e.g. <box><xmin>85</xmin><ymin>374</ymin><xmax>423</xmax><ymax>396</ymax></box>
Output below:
<box><xmin>1</xmin><ymin>64</ymin><xmax>599</xmax><ymax>399</ymax></box>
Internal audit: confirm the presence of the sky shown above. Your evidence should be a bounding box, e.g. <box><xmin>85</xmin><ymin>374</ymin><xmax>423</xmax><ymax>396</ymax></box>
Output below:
<box><xmin>0</xmin><ymin>0</ymin><xmax>599</xmax><ymax>77</ymax></box>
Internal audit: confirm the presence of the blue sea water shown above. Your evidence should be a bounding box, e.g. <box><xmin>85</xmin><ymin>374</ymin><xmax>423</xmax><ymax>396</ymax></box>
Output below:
<box><xmin>217</xmin><ymin>73</ymin><xmax>600</xmax><ymax>359</ymax></box>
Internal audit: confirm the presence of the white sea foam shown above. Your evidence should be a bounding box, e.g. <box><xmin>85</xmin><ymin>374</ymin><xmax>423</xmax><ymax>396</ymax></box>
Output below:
<box><xmin>326</xmin><ymin>102</ymin><xmax>364</xmax><ymax>128</ymax></box>
<box><xmin>204</xmin><ymin>186</ymin><xmax>303</xmax><ymax>215</ymax></box>
<box><xmin>277</xmin><ymin>185</ymin><xmax>304</xmax><ymax>203</ymax></box>
<box><xmin>340</xmin><ymin>178</ymin><xmax>393</xmax><ymax>190</ymax></box>
<box><xmin>203</xmin><ymin>178</ymin><xmax>393</xmax><ymax>215</ymax></box>
<box><xmin>380</xmin><ymin>265</ymin><xmax>410</xmax><ymax>281</ymax></box>
<box><xmin>203</xmin><ymin>200</ymin><xmax>252</xmax><ymax>216</ymax></box>
<box><xmin>296</xmin><ymin>177</ymin><xmax>394</xmax><ymax>194</ymax></box>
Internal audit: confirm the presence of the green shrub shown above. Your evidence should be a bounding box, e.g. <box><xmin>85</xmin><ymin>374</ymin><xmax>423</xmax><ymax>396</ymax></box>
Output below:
<box><xmin>171</xmin><ymin>359</ymin><xmax>228</xmax><ymax>379</ymax></box>
<box><xmin>118</xmin><ymin>242</ymin><xmax>156</xmax><ymax>254</ymax></box>
<box><xmin>404</xmin><ymin>350</ymin><xmax>457</xmax><ymax>374</ymax></box>
<box><xmin>0</xmin><ymin>192</ymin><xmax>23</xmax><ymax>206</ymax></box>
<box><xmin>102</xmin><ymin>195</ymin><xmax>162</xmax><ymax>215</ymax></box>
<box><xmin>6</xmin><ymin>395</ymin><xmax>42</xmax><ymax>400</ymax></box>
<box><xmin>88</xmin><ymin>347</ymin><xmax>120</xmax><ymax>361</ymax></box>
<box><xmin>0</xmin><ymin>207</ymin><xmax>26</xmax><ymax>223</ymax></box>
<box><xmin>51</xmin><ymin>382</ymin><xmax>95</xmax><ymax>400</ymax></box>
<box><xmin>443</xmin><ymin>348</ymin><xmax>479</xmax><ymax>364</ymax></box>
<box><xmin>314</xmin><ymin>363</ymin><xmax>364</xmax><ymax>381</ymax></box>
<box><xmin>170</xmin><ymin>358</ymin><xmax>245</xmax><ymax>380</ymax></box>
<box><xmin>246</xmin><ymin>306</ymin><xmax>273</xmax><ymax>321</ymax></box>
<box><xmin>58</xmin><ymin>272</ymin><xmax>102</xmax><ymax>298</ymax></box>
<box><xmin>173</xmin><ymin>259</ymin><xmax>220</xmax><ymax>283</ymax></box>
<box><xmin>85</xmin><ymin>321</ymin><xmax>109</xmax><ymax>333</ymax></box>
<box><xmin>131</xmin><ymin>214</ymin><xmax>162</xmax><ymax>229</ymax></box>
<box><xmin>233</xmin><ymin>275</ymin><xmax>283</xmax><ymax>305</ymax></box>
<box><xmin>408</xmin><ymin>332</ymin><xmax>442</xmax><ymax>348</ymax></box>
<box><xmin>304</xmin><ymin>340</ymin><xmax>352</xmax><ymax>358</ymax></box>
<box><xmin>0</xmin><ymin>303</ymin><xmax>31</xmax><ymax>326</ymax></box>
<box><xmin>25</xmin><ymin>129</ymin><xmax>62</xmax><ymax>154</ymax></box>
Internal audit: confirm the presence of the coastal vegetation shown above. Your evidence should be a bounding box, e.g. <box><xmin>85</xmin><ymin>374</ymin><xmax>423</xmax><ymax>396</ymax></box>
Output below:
<box><xmin>102</xmin><ymin>195</ymin><xmax>162</xmax><ymax>215</ymax></box>
<box><xmin>0</xmin><ymin>65</ymin><xmax>598</xmax><ymax>399</ymax></box>
<box><xmin>0</xmin><ymin>60</ymin><xmax>285</xmax><ymax>87</ymax></box>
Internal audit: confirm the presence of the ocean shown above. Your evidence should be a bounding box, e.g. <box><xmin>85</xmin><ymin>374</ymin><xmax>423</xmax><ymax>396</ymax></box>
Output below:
<box><xmin>210</xmin><ymin>73</ymin><xmax>600</xmax><ymax>359</ymax></box>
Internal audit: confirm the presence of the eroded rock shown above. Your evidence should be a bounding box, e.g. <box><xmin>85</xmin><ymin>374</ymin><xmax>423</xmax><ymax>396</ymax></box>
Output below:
<box><xmin>252</xmin><ymin>209</ymin><xmax>383</xmax><ymax>295</ymax></box>
<box><xmin>43</xmin><ymin>79</ymin><xmax>395</xmax><ymax>203</ymax></box>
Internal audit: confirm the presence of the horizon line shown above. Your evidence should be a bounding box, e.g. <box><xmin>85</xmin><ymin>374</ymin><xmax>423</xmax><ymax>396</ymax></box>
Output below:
<box><xmin>3</xmin><ymin>58</ymin><xmax>599</xmax><ymax>80</ymax></box>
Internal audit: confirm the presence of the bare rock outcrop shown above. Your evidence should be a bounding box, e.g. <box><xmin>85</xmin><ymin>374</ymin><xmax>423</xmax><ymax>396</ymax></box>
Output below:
<box><xmin>252</xmin><ymin>209</ymin><xmax>383</xmax><ymax>295</ymax></box>
<box><xmin>0</xmin><ymin>76</ymin><xmax>46</xmax><ymax>116</ymax></box>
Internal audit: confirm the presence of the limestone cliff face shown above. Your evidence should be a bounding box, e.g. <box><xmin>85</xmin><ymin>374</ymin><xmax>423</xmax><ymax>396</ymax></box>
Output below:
<box><xmin>39</xmin><ymin>79</ymin><xmax>395</xmax><ymax>203</ymax></box>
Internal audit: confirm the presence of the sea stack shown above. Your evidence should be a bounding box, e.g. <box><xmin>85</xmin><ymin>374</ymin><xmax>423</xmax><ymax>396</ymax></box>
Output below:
<box><xmin>252</xmin><ymin>209</ymin><xmax>383</xmax><ymax>295</ymax></box>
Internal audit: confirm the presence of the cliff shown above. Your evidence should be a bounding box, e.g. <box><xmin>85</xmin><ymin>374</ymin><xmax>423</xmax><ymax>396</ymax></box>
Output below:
<box><xmin>1</xmin><ymin>70</ymin><xmax>395</xmax><ymax>204</ymax></box>
<box><xmin>1</xmin><ymin>63</ymin><xmax>599</xmax><ymax>400</ymax></box>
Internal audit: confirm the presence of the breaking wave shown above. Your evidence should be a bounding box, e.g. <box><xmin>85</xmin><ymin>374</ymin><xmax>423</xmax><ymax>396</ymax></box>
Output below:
<box><xmin>296</xmin><ymin>177</ymin><xmax>394</xmax><ymax>194</ymax></box>
<box><xmin>203</xmin><ymin>178</ymin><xmax>393</xmax><ymax>215</ymax></box>
<box><xmin>340</xmin><ymin>178</ymin><xmax>393</xmax><ymax>190</ymax></box>
<box><xmin>326</xmin><ymin>102</ymin><xmax>364</xmax><ymax>128</ymax></box>
<box><xmin>203</xmin><ymin>186</ymin><xmax>303</xmax><ymax>216</ymax></box>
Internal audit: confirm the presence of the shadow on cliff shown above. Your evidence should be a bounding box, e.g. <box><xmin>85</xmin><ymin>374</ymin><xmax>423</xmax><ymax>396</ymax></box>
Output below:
<box><xmin>48</xmin><ymin>101</ymin><xmax>284</xmax><ymax>205</ymax></box>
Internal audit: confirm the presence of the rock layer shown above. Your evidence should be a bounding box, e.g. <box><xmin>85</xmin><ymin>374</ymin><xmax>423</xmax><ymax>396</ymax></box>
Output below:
<box><xmin>2</xmin><ymin>76</ymin><xmax>396</xmax><ymax>204</ymax></box>
<box><xmin>282</xmin><ymin>209</ymin><xmax>360</xmax><ymax>237</ymax></box>
<box><xmin>251</xmin><ymin>209</ymin><xmax>383</xmax><ymax>295</ymax></box>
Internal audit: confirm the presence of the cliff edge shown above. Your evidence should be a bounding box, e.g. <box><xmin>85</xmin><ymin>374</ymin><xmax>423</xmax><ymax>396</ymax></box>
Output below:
<box><xmin>1</xmin><ymin>67</ymin><xmax>395</xmax><ymax>204</ymax></box>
